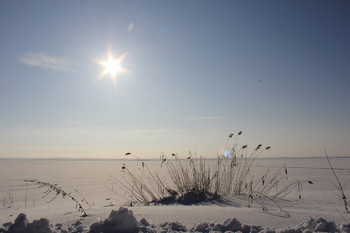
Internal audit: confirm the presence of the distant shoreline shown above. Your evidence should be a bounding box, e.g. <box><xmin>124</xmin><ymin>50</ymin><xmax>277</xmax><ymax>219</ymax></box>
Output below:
<box><xmin>0</xmin><ymin>156</ymin><xmax>349</xmax><ymax>161</ymax></box>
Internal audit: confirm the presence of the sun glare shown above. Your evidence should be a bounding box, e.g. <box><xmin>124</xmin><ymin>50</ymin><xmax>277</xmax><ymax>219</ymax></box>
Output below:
<box><xmin>96</xmin><ymin>52</ymin><xmax>127</xmax><ymax>82</ymax></box>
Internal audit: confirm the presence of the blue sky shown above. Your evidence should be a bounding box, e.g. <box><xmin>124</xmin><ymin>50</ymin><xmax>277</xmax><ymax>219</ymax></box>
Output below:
<box><xmin>0</xmin><ymin>1</ymin><xmax>349</xmax><ymax>158</ymax></box>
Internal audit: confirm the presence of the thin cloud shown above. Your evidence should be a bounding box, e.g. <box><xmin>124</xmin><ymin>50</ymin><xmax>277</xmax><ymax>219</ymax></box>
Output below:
<box><xmin>186</xmin><ymin>116</ymin><xmax>230</xmax><ymax>120</ymax></box>
<box><xmin>128</xmin><ymin>23</ymin><xmax>134</xmax><ymax>31</ymax></box>
<box><xmin>19</xmin><ymin>52</ymin><xmax>71</xmax><ymax>71</ymax></box>
<box><xmin>134</xmin><ymin>128</ymin><xmax>186</xmax><ymax>134</ymax></box>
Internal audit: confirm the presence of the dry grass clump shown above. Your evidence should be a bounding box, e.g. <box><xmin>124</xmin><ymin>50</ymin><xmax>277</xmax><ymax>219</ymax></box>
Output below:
<box><xmin>113</xmin><ymin>132</ymin><xmax>297</xmax><ymax>208</ymax></box>
<box><xmin>109</xmin><ymin>154</ymin><xmax>172</xmax><ymax>205</ymax></box>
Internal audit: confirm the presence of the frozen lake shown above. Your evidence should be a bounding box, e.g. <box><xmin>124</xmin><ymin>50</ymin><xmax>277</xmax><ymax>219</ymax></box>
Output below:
<box><xmin>1</xmin><ymin>157</ymin><xmax>349</xmax><ymax>211</ymax></box>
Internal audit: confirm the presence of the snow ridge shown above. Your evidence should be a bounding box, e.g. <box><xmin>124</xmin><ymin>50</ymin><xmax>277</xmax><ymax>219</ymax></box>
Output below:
<box><xmin>1</xmin><ymin>207</ymin><xmax>349</xmax><ymax>233</ymax></box>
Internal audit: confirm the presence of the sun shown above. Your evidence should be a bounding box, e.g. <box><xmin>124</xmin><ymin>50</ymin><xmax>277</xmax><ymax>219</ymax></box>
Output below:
<box><xmin>96</xmin><ymin>52</ymin><xmax>127</xmax><ymax>82</ymax></box>
<box><xmin>104</xmin><ymin>57</ymin><xmax>121</xmax><ymax>75</ymax></box>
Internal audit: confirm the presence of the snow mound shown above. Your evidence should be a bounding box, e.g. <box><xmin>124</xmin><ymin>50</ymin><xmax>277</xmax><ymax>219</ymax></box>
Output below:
<box><xmin>1</xmin><ymin>213</ymin><xmax>52</xmax><ymax>233</ymax></box>
<box><xmin>1</xmin><ymin>208</ymin><xmax>349</xmax><ymax>233</ymax></box>
<box><xmin>89</xmin><ymin>207</ymin><xmax>139</xmax><ymax>233</ymax></box>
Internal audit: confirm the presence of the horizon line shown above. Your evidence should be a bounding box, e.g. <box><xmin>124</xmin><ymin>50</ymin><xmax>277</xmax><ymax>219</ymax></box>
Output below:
<box><xmin>0</xmin><ymin>155</ymin><xmax>350</xmax><ymax>161</ymax></box>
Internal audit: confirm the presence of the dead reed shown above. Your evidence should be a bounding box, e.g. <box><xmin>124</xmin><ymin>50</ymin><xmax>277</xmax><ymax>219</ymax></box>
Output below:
<box><xmin>324</xmin><ymin>149</ymin><xmax>349</xmax><ymax>213</ymax></box>
<box><xmin>1</xmin><ymin>184</ymin><xmax>14</xmax><ymax>208</ymax></box>
<box><xmin>24</xmin><ymin>179</ymin><xmax>89</xmax><ymax>217</ymax></box>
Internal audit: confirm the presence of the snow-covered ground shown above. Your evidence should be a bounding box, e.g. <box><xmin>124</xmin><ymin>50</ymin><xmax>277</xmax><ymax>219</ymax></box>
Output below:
<box><xmin>0</xmin><ymin>157</ymin><xmax>349</xmax><ymax>232</ymax></box>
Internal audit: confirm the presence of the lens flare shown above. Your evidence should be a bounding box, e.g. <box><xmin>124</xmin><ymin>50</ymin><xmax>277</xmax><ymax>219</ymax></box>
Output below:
<box><xmin>224</xmin><ymin>150</ymin><xmax>230</xmax><ymax>158</ymax></box>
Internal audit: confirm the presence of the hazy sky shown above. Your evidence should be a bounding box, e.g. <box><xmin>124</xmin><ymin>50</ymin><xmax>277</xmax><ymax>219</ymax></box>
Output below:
<box><xmin>1</xmin><ymin>1</ymin><xmax>349</xmax><ymax>158</ymax></box>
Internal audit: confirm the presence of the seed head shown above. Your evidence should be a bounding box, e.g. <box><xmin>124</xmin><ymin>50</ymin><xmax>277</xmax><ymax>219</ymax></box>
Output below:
<box><xmin>265</xmin><ymin>146</ymin><xmax>271</xmax><ymax>150</ymax></box>
<box><xmin>125</xmin><ymin>152</ymin><xmax>131</xmax><ymax>156</ymax></box>
<box><xmin>161</xmin><ymin>159</ymin><xmax>167</xmax><ymax>168</ymax></box>
<box><xmin>238</xmin><ymin>131</ymin><xmax>242</xmax><ymax>135</ymax></box>
<box><xmin>229</xmin><ymin>133</ymin><xmax>234</xmax><ymax>138</ymax></box>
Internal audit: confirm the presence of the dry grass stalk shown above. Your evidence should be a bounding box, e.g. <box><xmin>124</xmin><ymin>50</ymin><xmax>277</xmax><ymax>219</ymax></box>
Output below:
<box><xmin>24</xmin><ymin>179</ymin><xmax>89</xmax><ymax>217</ymax></box>
<box><xmin>2</xmin><ymin>184</ymin><xmax>14</xmax><ymax>208</ymax></box>
<box><xmin>324</xmin><ymin>149</ymin><xmax>349</xmax><ymax>213</ymax></box>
